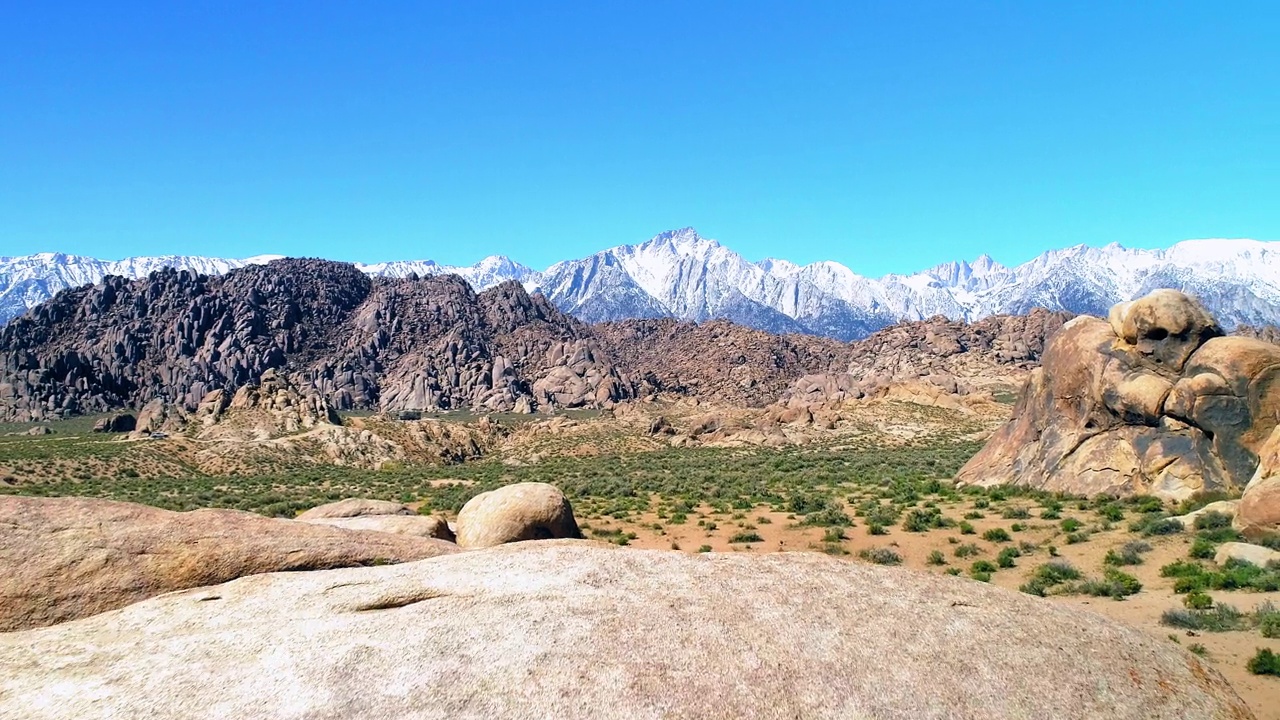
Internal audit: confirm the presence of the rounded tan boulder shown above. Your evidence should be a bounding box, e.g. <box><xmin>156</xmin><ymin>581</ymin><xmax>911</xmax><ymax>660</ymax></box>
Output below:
<box><xmin>296</xmin><ymin>498</ymin><xmax>413</xmax><ymax>520</ymax></box>
<box><xmin>1118</xmin><ymin>289</ymin><xmax>1220</xmax><ymax>371</ymax></box>
<box><xmin>455</xmin><ymin>482</ymin><xmax>582</xmax><ymax>548</ymax></box>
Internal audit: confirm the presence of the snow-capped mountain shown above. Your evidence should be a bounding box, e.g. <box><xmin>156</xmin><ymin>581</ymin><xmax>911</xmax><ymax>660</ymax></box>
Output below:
<box><xmin>4</xmin><ymin>229</ymin><xmax>1280</xmax><ymax>339</ymax></box>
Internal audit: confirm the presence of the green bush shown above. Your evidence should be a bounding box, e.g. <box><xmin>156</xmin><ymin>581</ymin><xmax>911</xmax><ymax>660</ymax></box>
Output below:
<box><xmin>996</xmin><ymin>546</ymin><xmax>1020</xmax><ymax>568</ymax></box>
<box><xmin>954</xmin><ymin>543</ymin><xmax>982</xmax><ymax>559</ymax></box>
<box><xmin>1247</xmin><ymin>648</ymin><xmax>1280</xmax><ymax>676</ymax></box>
<box><xmin>958</xmin><ymin>521</ymin><xmax>975</xmax><ymax>535</ymax></box>
<box><xmin>1189</xmin><ymin>537</ymin><xmax>1219</xmax><ymax>560</ymax></box>
<box><xmin>902</xmin><ymin>507</ymin><xmax>948</xmax><ymax>532</ymax></box>
<box><xmin>927</xmin><ymin>550</ymin><xmax>946</xmax><ymax>566</ymax></box>
<box><xmin>1060</xmin><ymin>518</ymin><xmax>1082</xmax><ymax>532</ymax></box>
<box><xmin>1194</xmin><ymin>511</ymin><xmax>1234</xmax><ymax>530</ymax></box>
<box><xmin>728</xmin><ymin>531</ymin><xmax>763</xmax><ymax>543</ymax></box>
<box><xmin>1256</xmin><ymin>601</ymin><xmax>1280</xmax><ymax>638</ymax></box>
<box><xmin>1183</xmin><ymin>592</ymin><xmax>1214</xmax><ymax>610</ymax></box>
<box><xmin>982</xmin><ymin>527</ymin><xmax>1011</xmax><ymax>543</ymax></box>
<box><xmin>1019</xmin><ymin>560</ymin><xmax>1082</xmax><ymax>596</ymax></box>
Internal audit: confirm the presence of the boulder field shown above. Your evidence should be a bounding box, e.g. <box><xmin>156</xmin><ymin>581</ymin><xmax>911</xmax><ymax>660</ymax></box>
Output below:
<box><xmin>0</xmin><ymin>541</ymin><xmax>1253</xmax><ymax>720</ymax></box>
<box><xmin>957</xmin><ymin>289</ymin><xmax>1280</xmax><ymax>508</ymax></box>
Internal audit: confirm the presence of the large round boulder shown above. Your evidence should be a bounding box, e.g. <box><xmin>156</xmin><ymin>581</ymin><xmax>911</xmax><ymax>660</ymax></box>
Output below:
<box><xmin>455</xmin><ymin>482</ymin><xmax>582</xmax><ymax>548</ymax></box>
<box><xmin>0</xmin><ymin>496</ymin><xmax>459</xmax><ymax>632</ymax></box>
<box><xmin>0</xmin><ymin>542</ymin><xmax>1252</xmax><ymax>719</ymax></box>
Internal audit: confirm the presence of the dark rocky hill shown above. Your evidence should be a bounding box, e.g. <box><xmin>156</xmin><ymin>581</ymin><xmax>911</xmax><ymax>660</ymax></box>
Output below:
<box><xmin>0</xmin><ymin>259</ymin><xmax>631</xmax><ymax>422</ymax></box>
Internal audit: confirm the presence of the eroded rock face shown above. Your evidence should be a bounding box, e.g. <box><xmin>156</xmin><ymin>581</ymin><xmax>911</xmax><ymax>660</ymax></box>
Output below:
<box><xmin>455</xmin><ymin>482</ymin><xmax>583</xmax><ymax>548</ymax></box>
<box><xmin>0</xmin><ymin>542</ymin><xmax>1253</xmax><ymax>720</ymax></box>
<box><xmin>0</xmin><ymin>260</ymin><xmax>635</xmax><ymax>422</ymax></box>
<box><xmin>0</xmin><ymin>496</ymin><xmax>459</xmax><ymax>632</ymax></box>
<box><xmin>955</xmin><ymin>291</ymin><xmax>1280</xmax><ymax>500</ymax></box>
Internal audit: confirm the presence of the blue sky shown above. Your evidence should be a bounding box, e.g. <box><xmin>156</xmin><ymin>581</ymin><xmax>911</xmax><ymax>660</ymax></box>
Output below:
<box><xmin>0</xmin><ymin>2</ymin><xmax>1276</xmax><ymax>276</ymax></box>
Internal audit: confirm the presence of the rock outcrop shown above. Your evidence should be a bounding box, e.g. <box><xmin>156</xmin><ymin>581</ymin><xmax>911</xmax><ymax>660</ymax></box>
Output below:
<box><xmin>784</xmin><ymin>309</ymin><xmax>1072</xmax><ymax>405</ymax></box>
<box><xmin>594</xmin><ymin>318</ymin><xmax>853</xmax><ymax>407</ymax></box>
<box><xmin>957</xmin><ymin>290</ymin><xmax>1280</xmax><ymax>500</ymax></box>
<box><xmin>0</xmin><ymin>495</ymin><xmax>459</xmax><ymax>632</ymax></box>
<box><xmin>455</xmin><ymin>482</ymin><xmax>583</xmax><ymax>548</ymax></box>
<box><xmin>0</xmin><ymin>542</ymin><xmax>1252</xmax><ymax>719</ymax></box>
<box><xmin>0</xmin><ymin>260</ymin><xmax>634</xmax><ymax>422</ymax></box>
<box><xmin>301</xmin><ymin>514</ymin><xmax>456</xmax><ymax>542</ymax></box>
<box><xmin>296</xmin><ymin>498</ymin><xmax>414</xmax><ymax>520</ymax></box>
<box><xmin>1237</xmin><ymin>425</ymin><xmax>1280</xmax><ymax>536</ymax></box>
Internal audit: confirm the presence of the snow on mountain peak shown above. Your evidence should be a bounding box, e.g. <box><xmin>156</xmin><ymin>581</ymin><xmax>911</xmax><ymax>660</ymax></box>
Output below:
<box><xmin>3</xmin><ymin>234</ymin><xmax>1280</xmax><ymax>340</ymax></box>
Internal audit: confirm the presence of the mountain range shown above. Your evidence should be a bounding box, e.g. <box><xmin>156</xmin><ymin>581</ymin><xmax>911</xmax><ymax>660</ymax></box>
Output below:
<box><xmin>4</xmin><ymin>228</ymin><xmax>1279</xmax><ymax>340</ymax></box>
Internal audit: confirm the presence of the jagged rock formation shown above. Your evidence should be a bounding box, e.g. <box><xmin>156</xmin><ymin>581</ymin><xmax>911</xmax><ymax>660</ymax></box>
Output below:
<box><xmin>783</xmin><ymin>309</ymin><xmax>1072</xmax><ymax>405</ymax></box>
<box><xmin>957</xmin><ymin>290</ymin><xmax>1280</xmax><ymax>500</ymax></box>
<box><xmin>594</xmin><ymin>318</ymin><xmax>853</xmax><ymax>407</ymax></box>
<box><xmin>0</xmin><ymin>495</ymin><xmax>459</xmax><ymax>632</ymax></box>
<box><xmin>0</xmin><ymin>542</ymin><xmax>1253</xmax><ymax>719</ymax></box>
<box><xmin>0</xmin><ymin>259</ymin><xmax>633</xmax><ymax>422</ymax></box>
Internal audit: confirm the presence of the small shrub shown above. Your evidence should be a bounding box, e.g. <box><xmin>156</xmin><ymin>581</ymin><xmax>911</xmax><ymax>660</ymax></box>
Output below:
<box><xmin>982</xmin><ymin>528</ymin><xmax>1011</xmax><ymax>543</ymax></box>
<box><xmin>1256</xmin><ymin>601</ymin><xmax>1280</xmax><ymax>638</ymax></box>
<box><xmin>697</xmin><ymin>545</ymin><xmax>712</xmax><ymax>553</ymax></box>
<box><xmin>1160</xmin><ymin>604</ymin><xmax>1247</xmax><ymax>632</ymax></box>
<box><xmin>1247</xmin><ymin>648</ymin><xmax>1280</xmax><ymax>676</ymax></box>
<box><xmin>858</xmin><ymin>547</ymin><xmax>902</xmax><ymax>565</ymax></box>
<box><xmin>1001</xmin><ymin>506</ymin><xmax>1031</xmax><ymax>520</ymax></box>
<box><xmin>1061</xmin><ymin>518</ymin><xmax>1082</xmax><ymax>532</ymax></box>
<box><xmin>945</xmin><ymin>567</ymin><xmax>962</xmax><ymax>576</ymax></box>
<box><xmin>729</xmin><ymin>531</ymin><xmax>763</xmax><ymax>544</ymax></box>
<box><xmin>927</xmin><ymin>550</ymin><xmax>946</xmax><ymax>566</ymax></box>
<box><xmin>1189</xmin><ymin>537</ymin><xmax>1218</xmax><ymax>560</ymax></box>
<box><xmin>1194</xmin><ymin>511</ymin><xmax>1234</xmax><ymax>531</ymax></box>
<box><xmin>1099</xmin><ymin>504</ymin><xmax>1125</xmax><ymax>522</ymax></box>
<box><xmin>1141</xmin><ymin>517</ymin><xmax>1184</xmax><ymax>536</ymax></box>
<box><xmin>867</xmin><ymin>523</ymin><xmax>888</xmax><ymax>536</ymax></box>
<box><xmin>1104</xmin><ymin>541</ymin><xmax>1151</xmax><ymax>566</ymax></box>
<box><xmin>958</xmin><ymin>521</ymin><xmax>975</xmax><ymax>535</ymax></box>
<box><xmin>1065</xmin><ymin>531</ymin><xmax>1091</xmax><ymax>545</ymax></box>
<box><xmin>1183</xmin><ymin>592</ymin><xmax>1214</xmax><ymax>610</ymax></box>
<box><xmin>996</xmin><ymin>547</ymin><xmax>1020</xmax><ymax>568</ymax></box>
<box><xmin>954</xmin><ymin>543</ymin><xmax>982</xmax><ymax>559</ymax></box>
<box><xmin>1188</xmin><ymin>643</ymin><xmax>1209</xmax><ymax>657</ymax></box>
<box><xmin>821</xmin><ymin>527</ymin><xmax>846</xmax><ymax>543</ymax></box>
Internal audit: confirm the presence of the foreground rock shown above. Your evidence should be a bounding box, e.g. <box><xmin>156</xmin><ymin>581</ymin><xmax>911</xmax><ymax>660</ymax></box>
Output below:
<box><xmin>455</xmin><ymin>482</ymin><xmax>582</xmax><ymax>548</ymax></box>
<box><xmin>0</xmin><ymin>496</ymin><xmax>459</xmax><ymax>632</ymax></box>
<box><xmin>1237</xmin><ymin>426</ymin><xmax>1280</xmax><ymax>536</ymax></box>
<box><xmin>0</xmin><ymin>542</ymin><xmax>1252</xmax><ymax>719</ymax></box>
<box><xmin>301</xmin><ymin>514</ymin><xmax>456</xmax><ymax>542</ymax></box>
<box><xmin>958</xmin><ymin>290</ymin><xmax>1280</xmax><ymax>500</ymax></box>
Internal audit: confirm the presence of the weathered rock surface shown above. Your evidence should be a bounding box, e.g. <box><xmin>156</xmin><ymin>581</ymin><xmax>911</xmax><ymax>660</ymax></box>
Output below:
<box><xmin>594</xmin><ymin>318</ymin><xmax>853</xmax><ymax>407</ymax></box>
<box><xmin>0</xmin><ymin>259</ymin><xmax>633</xmax><ymax>422</ymax></box>
<box><xmin>955</xmin><ymin>291</ymin><xmax>1280</xmax><ymax>500</ymax></box>
<box><xmin>0</xmin><ymin>542</ymin><xmax>1252</xmax><ymax>720</ymax></box>
<box><xmin>0</xmin><ymin>495</ymin><xmax>459</xmax><ymax>632</ymax></box>
<box><xmin>1173</xmin><ymin>500</ymin><xmax>1241</xmax><ymax>530</ymax></box>
<box><xmin>91</xmin><ymin>413</ymin><xmax>135</xmax><ymax>433</ymax></box>
<box><xmin>1213</xmin><ymin>542</ymin><xmax>1280</xmax><ymax>568</ymax></box>
<box><xmin>455</xmin><ymin>482</ymin><xmax>583</xmax><ymax>548</ymax></box>
<box><xmin>300</xmin><ymin>514</ymin><xmax>456</xmax><ymax>542</ymax></box>
<box><xmin>784</xmin><ymin>309</ymin><xmax>1072</xmax><ymax>405</ymax></box>
<box><xmin>296</xmin><ymin>498</ymin><xmax>414</xmax><ymax>520</ymax></box>
<box><xmin>1236</xmin><ymin>425</ymin><xmax>1280</xmax><ymax>537</ymax></box>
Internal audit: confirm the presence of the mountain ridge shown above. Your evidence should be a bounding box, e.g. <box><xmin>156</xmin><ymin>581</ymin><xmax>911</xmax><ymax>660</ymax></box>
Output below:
<box><xmin>5</xmin><ymin>228</ymin><xmax>1280</xmax><ymax>339</ymax></box>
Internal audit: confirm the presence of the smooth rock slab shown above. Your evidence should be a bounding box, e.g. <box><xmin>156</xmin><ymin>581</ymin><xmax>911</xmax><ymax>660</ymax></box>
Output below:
<box><xmin>0</xmin><ymin>495</ymin><xmax>459</xmax><ymax>631</ymax></box>
<box><xmin>295</xmin><ymin>498</ymin><xmax>414</xmax><ymax>520</ymax></box>
<box><xmin>0</xmin><ymin>542</ymin><xmax>1253</xmax><ymax>720</ymax></box>
<box><xmin>300</xmin><ymin>514</ymin><xmax>456</xmax><ymax>542</ymax></box>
